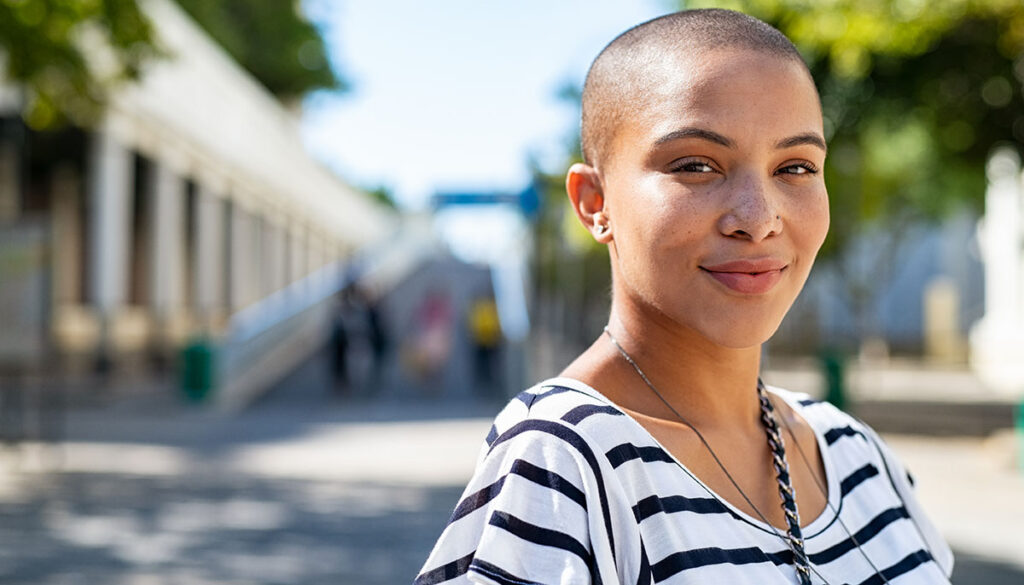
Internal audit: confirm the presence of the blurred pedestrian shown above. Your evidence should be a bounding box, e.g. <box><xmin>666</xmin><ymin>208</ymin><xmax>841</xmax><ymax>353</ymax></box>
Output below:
<box><xmin>404</xmin><ymin>289</ymin><xmax>453</xmax><ymax>395</ymax></box>
<box><xmin>330</xmin><ymin>295</ymin><xmax>350</xmax><ymax>396</ymax></box>
<box><xmin>468</xmin><ymin>294</ymin><xmax>502</xmax><ymax>397</ymax></box>
<box><xmin>355</xmin><ymin>285</ymin><xmax>389</xmax><ymax>396</ymax></box>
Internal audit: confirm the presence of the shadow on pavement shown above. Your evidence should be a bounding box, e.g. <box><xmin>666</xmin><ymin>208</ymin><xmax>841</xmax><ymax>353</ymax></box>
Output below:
<box><xmin>951</xmin><ymin>551</ymin><xmax>1024</xmax><ymax>585</ymax></box>
<box><xmin>0</xmin><ymin>471</ymin><xmax>465</xmax><ymax>585</ymax></box>
<box><xmin>2</xmin><ymin>465</ymin><xmax>1021</xmax><ymax>584</ymax></box>
<box><xmin>57</xmin><ymin>344</ymin><xmax>506</xmax><ymax>455</ymax></box>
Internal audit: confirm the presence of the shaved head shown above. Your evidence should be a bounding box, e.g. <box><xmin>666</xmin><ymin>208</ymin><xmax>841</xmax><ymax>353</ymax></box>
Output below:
<box><xmin>581</xmin><ymin>9</ymin><xmax>813</xmax><ymax>169</ymax></box>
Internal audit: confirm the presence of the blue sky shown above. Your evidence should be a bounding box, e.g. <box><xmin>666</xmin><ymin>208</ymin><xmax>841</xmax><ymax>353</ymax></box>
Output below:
<box><xmin>301</xmin><ymin>0</ymin><xmax>669</xmax><ymax>210</ymax></box>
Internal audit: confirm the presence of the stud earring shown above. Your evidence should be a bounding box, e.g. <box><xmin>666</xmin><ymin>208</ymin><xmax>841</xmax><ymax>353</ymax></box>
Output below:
<box><xmin>596</xmin><ymin>223</ymin><xmax>608</xmax><ymax>235</ymax></box>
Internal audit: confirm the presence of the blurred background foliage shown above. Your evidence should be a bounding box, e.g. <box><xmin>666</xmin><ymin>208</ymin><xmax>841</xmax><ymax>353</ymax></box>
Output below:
<box><xmin>174</xmin><ymin>0</ymin><xmax>345</xmax><ymax>101</ymax></box>
<box><xmin>533</xmin><ymin>0</ymin><xmax>1024</xmax><ymax>346</ymax></box>
<box><xmin>0</xmin><ymin>0</ymin><xmax>159</xmax><ymax>129</ymax></box>
<box><xmin>0</xmin><ymin>0</ymin><xmax>342</xmax><ymax>130</ymax></box>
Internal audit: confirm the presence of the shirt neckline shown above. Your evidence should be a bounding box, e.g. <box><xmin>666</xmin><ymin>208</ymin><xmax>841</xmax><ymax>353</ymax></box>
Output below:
<box><xmin>539</xmin><ymin>375</ymin><xmax>842</xmax><ymax>538</ymax></box>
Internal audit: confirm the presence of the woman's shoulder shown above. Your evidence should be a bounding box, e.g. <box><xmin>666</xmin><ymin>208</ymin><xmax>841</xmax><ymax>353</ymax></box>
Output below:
<box><xmin>417</xmin><ymin>379</ymin><xmax>621</xmax><ymax>585</ymax></box>
<box><xmin>481</xmin><ymin>377</ymin><xmax>637</xmax><ymax>460</ymax></box>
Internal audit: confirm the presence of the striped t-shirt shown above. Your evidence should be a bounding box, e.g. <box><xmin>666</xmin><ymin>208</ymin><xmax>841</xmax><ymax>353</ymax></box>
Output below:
<box><xmin>416</xmin><ymin>377</ymin><xmax>953</xmax><ymax>585</ymax></box>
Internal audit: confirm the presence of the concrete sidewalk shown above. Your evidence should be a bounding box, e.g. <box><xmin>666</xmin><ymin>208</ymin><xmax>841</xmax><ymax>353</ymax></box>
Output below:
<box><xmin>765</xmin><ymin>360</ymin><xmax>1019</xmax><ymax>436</ymax></box>
<box><xmin>1</xmin><ymin>392</ymin><xmax>1022</xmax><ymax>584</ymax></box>
<box><xmin>1</xmin><ymin>353</ymin><xmax>1021</xmax><ymax>583</ymax></box>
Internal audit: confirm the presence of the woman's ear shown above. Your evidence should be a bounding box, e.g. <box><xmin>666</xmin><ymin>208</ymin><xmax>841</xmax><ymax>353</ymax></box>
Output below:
<box><xmin>566</xmin><ymin>163</ymin><xmax>612</xmax><ymax>243</ymax></box>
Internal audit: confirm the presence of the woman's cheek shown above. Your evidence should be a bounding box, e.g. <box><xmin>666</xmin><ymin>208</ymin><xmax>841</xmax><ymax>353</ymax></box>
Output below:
<box><xmin>790</xmin><ymin>187</ymin><xmax>830</xmax><ymax>254</ymax></box>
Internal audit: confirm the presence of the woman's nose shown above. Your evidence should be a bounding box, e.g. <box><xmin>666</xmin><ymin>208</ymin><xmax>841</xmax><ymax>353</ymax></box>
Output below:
<box><xmin>717</xmin><ymin>174</ymin><xmax>782</xmax><ymax>242</ymax></box>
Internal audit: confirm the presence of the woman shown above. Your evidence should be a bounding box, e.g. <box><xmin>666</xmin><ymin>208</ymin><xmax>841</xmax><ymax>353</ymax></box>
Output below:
<box><xmin>416</xmin><ymin>9</ymin><xmax>953</xmax><ymax>584</ymax></box>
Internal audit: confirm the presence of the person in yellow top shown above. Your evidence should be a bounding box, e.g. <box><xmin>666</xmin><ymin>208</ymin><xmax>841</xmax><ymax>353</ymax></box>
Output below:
<box><xmin>469</xmin><ymin>295</ymin><xmax>502</xmax><ymax>396</ymax></box>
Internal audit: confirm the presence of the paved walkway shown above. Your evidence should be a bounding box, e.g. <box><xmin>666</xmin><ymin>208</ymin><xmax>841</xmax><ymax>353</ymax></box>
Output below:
<box><xmin>0</xmin><ymin>396</ymin><xmax>494</xmax><ymax>585</ymax></box>
<box><xmin>0</xmin><ymin>356</ymin><xmax>1022</xmax><ymax>584</ymax></box>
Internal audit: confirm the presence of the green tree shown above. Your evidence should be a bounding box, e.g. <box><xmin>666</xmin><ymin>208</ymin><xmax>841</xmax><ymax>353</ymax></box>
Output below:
<box><xmin>0</xmin><ymin>0</ymin><xmax>160</xmax><ymax>129</ymax></box>
<box><xmin>0</xmin><ymin>0</ymin><xmax>345</xmax><ymax>129</ymax></box>
<box><xmin>174</xmin><ymin>0</ymin><xmax>345</xmax><ymax>100</ymax></box>
<box><xmin>364</xmin><ymin>184</ymin><xmax>398</xmax><ymax>210</ymax></box>
<box><xmin>530</xmin><ymin>83</ymin><xmax>613</xmax><ymax>353</ymax></box>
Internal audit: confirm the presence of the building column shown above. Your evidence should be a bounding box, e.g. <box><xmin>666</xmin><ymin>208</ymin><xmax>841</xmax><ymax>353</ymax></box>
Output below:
<box><xmin>0</xmin><ymin>121</ymin><xmax>22</xmax><ymax>222</ymax></box>
<box><xmin>192</xmin><ymin>183</ymin><xmax>224</xmax><ymax>329</ymax></box>
<box><xmin>228</xmin><ymin>203</ymin><xmax>251</xmax><ymax>313</ymax></box>
<box><xmin>282</xmin><ymin>224</ymin><xmax>292</xmax><ymax>289</ymax></box>
<box><xmin>147</xmin><ymin>158</ymin><xmax>186</xmax><ymax>347</ymax></box>
<box><xmin>251</xmin><ymin>213</ymin><xmax>265</xmax><ymax>304</ymax></box>
<box><xmin>308</xmin><ymin>230</ymin><xmax>324</xmax><ymax>285</ymax></box>
<box><xmin>260</xmin><ymin>216</ymin><xmax>278</xmax><ymax>296</ymax></box>
<box><xmin>272</xmin><ymin>220</ymin><xmax>287</xmax><ymax>293</ymax></box>
<box><xmin>87</xmin><ymin>127</ymin><xmax>134</xmax><ymax>365</ymax></box>
<box><xmin>291</xmin><ymin>222</ymin><xmax>308</xmax><ymax>282</ymax></box>
<box><xmin>50</xmin><ymin>165</ymin><xmax>82</xmax><ymax>305</ymax></box>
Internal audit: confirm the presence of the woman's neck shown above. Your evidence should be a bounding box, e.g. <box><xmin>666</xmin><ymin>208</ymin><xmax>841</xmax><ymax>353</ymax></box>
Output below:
<box><xmin>565</xmin><ymin>302</ymin><xmax>765</xmax><ymax>431</ymax></box>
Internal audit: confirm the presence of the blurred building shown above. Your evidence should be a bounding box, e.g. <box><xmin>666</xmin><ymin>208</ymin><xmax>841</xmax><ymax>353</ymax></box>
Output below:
<box><xmin>0</xmin><ymin>0</ymin><xmax>396</xmax><ymax>403</ymax></box>
<box><xmin>771</xmin><ymin>210</ymin><xmax>984</xmax><ymax>360</ymax></box>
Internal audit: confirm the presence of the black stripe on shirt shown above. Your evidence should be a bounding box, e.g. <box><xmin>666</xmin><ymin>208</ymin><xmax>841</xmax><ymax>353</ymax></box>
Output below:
<box><xmin>840</xmin><ymin>463</ymin><xmax>880</xmax><ymax>498</ymax></box>
<box><xmin>489</xmin><ymin>419</ymin><xmax>617</xmax><ymax>567</ymax></box>
<box><xmin>489</xmin><ymin>510</ymin><xmax>592</xmax><ymax>564</ymax></box>
<box><xmin>510</xmin><ymin>458</ymin><xmax>588</xmax><ymax>510</ymax></box>
<box><xmin>414</xmin><ymin>551</ymin><xmax>475</xmax><ymax>585</ymax></box>
<box><xmin>448</xmin><ymin>459</ymin><xmax>588</xmax><ymax>524</ymax></box>
<box><xmin>651</xmin><ymin>546</ymin><xmax>775</xmax><ymax>582</ymax></box>
<box><xmin>486</xmin><ymin>424</ymin><xmax>499</xmax><ymax>446</ymax></box>
<box><xmin>824</xmin><ymin>425</ymin><xmax>865</xmax><ymax>445</ymax></box>
<box><xmin>513</xmin><ymin>385</ymin><xmax>577</xmax><ymax>410</ymax></box>
<box><xmin>562</xmin><ymin>404</ymin><xmax>623</xmax><ymax>425</ymax></box>
<box><xmin>798</xmin><ymin>398</ymin><xmax>820</xmax><ymax>406</ymax></box>
<box><xmin>810</xmin><ymin>506</ymin><xmax>910</xmax><ymax>565</ymax></box>
<box><xmin>636</xmin><ymin>539</ymin><xmax>652</xmax><ymax>585</ymax></box>
<box><xmin>765</xmin><ymin>548</ymin><xmax>793</xmax><ymax>566</ymax></box>
<box><xmin>469</xmin><ymin>558</ymin><xmax>538</xmax><ymax>585</ymax></box>
<box><xmin>632</xmin><ymin>494</ymin><xmax>730</xmax><ymax>523</ymax></box>
<box><xmin>513</xmin><ymin>389</ymin><xmax>539</xmax><ymax>409</ymax></box>
<box><xmin>606</xmin><ymin>443</ymin><xmax>676</xmax><ymax>468</ymax></box>
<box><xmin>856</xmin><ymin>549</ymin><xmax>934</xmax><ymax>585</ymax></box>
<box><xmin>450</xmin><ymin>474</ymin><xmax>508</xmax><ymax>524</ymax></box>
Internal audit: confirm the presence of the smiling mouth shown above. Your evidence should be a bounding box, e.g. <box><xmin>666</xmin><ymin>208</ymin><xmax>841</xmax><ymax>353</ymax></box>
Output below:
<box><xmin>700</xmin><ymin>265</ymin><xmax>787</xmax><ymax>295</ymax></box>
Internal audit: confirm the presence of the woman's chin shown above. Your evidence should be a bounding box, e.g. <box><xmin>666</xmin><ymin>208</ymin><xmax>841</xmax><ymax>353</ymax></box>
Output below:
<box><xmin>694</xmin><ymin>315</ymin><xmax>785</xmax><ymax>350</ymax></box>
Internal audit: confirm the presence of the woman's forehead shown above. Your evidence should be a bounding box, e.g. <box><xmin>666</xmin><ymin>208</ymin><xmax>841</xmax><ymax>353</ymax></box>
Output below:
<box><xmin>613</xmin><ymin>51</ymin><xmax>823</xmax><ymax>156</ymax></box>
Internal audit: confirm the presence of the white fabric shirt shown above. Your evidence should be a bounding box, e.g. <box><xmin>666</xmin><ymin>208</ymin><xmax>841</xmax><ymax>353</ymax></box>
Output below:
<box><xmin>415</xmin><ymin>377</ymin><xmax>953</xmax><ymax>585</ymax></box>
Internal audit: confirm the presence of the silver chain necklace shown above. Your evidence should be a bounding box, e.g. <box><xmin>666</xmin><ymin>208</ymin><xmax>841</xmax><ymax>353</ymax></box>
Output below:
<box><xmin>604</xmin><ymin>326</ymin><xmax>826</xmax><ymax>584</ymax></box>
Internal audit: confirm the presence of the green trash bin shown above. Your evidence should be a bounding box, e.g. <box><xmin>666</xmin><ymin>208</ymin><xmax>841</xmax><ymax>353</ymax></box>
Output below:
<box><xmin>181</xmin><ymin>339</ymin><xmax>215</xmax><ymax>402</ymax></box>
<box><xmin>820</xmin><ymin>348</ymin><xmax>847</xmax><ymax>411</ymax></box>
<box><xmin>1017</xmin><ymin>400</ymin><xmax>1024</xmax><ymax>473</ymax></box>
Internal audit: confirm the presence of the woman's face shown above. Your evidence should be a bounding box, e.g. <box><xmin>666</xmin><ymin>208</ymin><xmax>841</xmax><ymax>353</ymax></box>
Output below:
<box><xmin>601</xmin><ymin>49</ymin><xmax>829</xmax><ymax>349</ymax></box>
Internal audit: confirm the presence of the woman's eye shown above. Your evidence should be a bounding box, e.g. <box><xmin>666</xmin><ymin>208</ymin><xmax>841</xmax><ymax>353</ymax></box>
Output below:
<box><xmin>778</xmin><ymin>163</ymin><xmax>818</xmax><ymax>175</ymax></box>
<box><xmin>672</xmin><ymin>160</ymin><xmax>715</xmax><ymax>173</ymax></box>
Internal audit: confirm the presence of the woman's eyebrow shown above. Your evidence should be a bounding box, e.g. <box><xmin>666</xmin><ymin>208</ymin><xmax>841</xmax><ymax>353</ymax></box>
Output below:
<box><xmin>652</xmin><ymin>128</ymin><xmax>827</xmax><ymax>154</ymax></box>
<box><xmin>654</xmin><ymin>127</ymin><xmax>733</xmax><ymax>148</ymax></box>
<box><xmin>776</xmin><ymin>132</ymin><xmax>827</xmax><ymax>153</ymax></box>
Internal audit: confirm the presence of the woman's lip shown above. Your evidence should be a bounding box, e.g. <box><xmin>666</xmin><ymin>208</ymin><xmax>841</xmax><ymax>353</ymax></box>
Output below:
<box><xmin>701</xmin><ymin>258</ymin><xmax>787</xmax><ymax>273</ymax></box>
<box><xmin>700</xmin><ymin>265</ymin><xmax>787</xmax><ymax>294</ymax></box>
